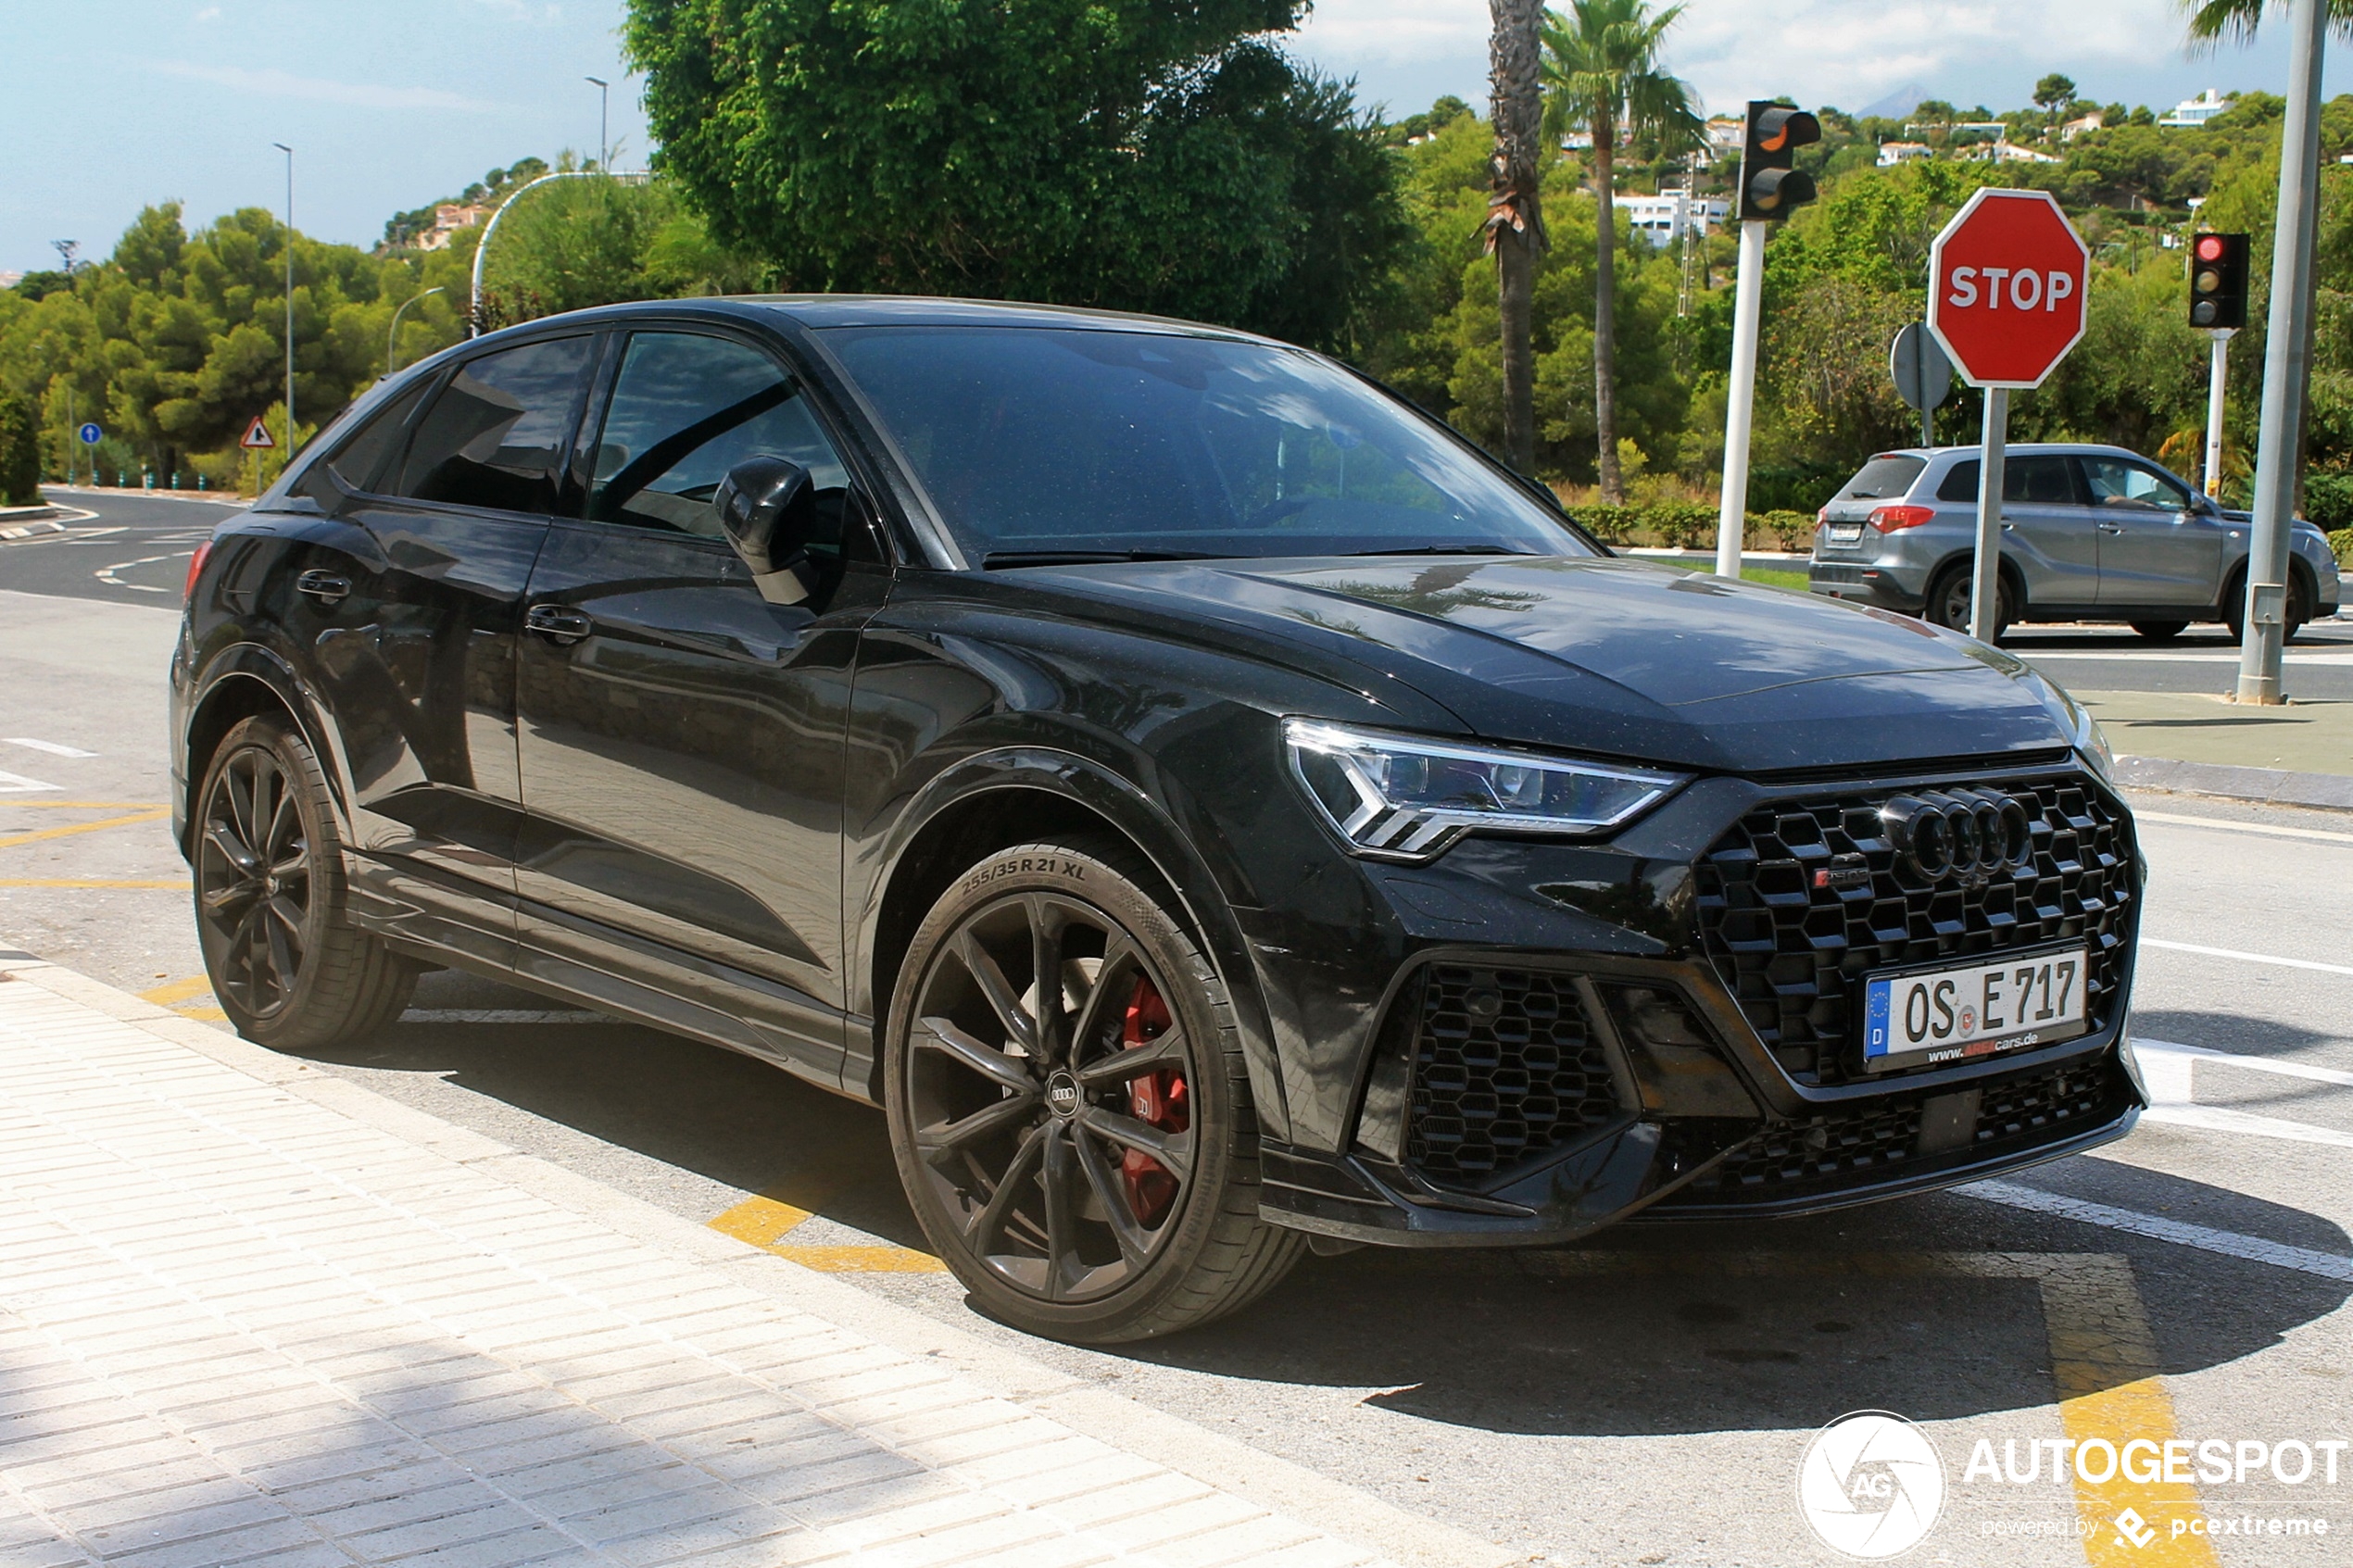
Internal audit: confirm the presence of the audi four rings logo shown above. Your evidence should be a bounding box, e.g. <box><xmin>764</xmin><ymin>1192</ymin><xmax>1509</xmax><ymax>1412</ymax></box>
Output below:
<box><xmin>1881</xmin><ymin>792</ymin><xmax>2034</xmax><ymax>884</ymax></box>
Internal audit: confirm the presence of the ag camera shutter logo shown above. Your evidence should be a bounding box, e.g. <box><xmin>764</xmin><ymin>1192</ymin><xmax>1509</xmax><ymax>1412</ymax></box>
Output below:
<box><xmin>1796</xmin><ymin>1411</ymin><xmax>1947</xmax><ymax>1558</ymax></box>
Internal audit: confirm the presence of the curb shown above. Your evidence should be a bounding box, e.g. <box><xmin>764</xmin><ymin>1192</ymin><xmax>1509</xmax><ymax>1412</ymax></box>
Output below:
<box><xmin>2114</xmin><ymin>754</ymin><xmax>2353</xmax><ymax>813</ymax></box>
<box><xmin>0</xmin><ymin>947</ymin><xmax>1520</xmax><ymax>1568</ymax></box>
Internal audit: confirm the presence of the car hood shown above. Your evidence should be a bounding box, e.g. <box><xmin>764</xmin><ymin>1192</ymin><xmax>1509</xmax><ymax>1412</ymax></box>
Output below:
<box><xmin>1027</xmin><ymin>555</ymin><xmax>2082</xmax><ymax>774</ymax></box>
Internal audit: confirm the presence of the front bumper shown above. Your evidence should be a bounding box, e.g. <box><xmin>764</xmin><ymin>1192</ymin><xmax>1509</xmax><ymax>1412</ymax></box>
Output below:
<box><xmin>1247</xmin><ymin>759</ymin><xmax>2145</xmax><ymax>1247</ymax></box>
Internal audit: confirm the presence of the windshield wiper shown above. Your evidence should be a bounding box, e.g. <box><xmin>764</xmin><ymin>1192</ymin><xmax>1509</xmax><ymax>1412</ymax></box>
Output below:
<box><xmin>1341</xmin><ymin>544</ymin><xmax>1539</xmax><ymax>558</ymax></box>
<box><xmin>980</xmin><ymin>549</ymin><xmax>1221</xmax><ymax>569</ymax></box>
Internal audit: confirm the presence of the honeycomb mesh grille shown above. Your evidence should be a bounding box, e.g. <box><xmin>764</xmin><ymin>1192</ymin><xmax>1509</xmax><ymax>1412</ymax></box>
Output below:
<box><xmin>1663</xmin><ymin>1055</ymin><xmax>2129</xmax><ymax>1205</ymax></box>
<box><xmin>1404</xmin><ymin>967</ymin><xmax>1623</xmax><ymax>1185</ymax></box>
<box><xmin>1692</xmin><ymin>772</ymin><xmax>2135</xmax><ymax>1084</ymax></box>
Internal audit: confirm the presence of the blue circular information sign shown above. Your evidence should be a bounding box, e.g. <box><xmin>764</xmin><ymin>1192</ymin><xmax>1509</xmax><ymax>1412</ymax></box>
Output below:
<box><xmin>77</xmin><ymin>423</ymin><xmax>101</xmax><ymax>445</ymax></box>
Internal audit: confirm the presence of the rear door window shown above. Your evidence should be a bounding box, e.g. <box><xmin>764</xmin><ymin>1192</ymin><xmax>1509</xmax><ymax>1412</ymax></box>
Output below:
<box><xmin>327</xmin><ymin>380</ymin><xmax>430</xmax><ymax>494</ymax></box>
<box><xmin>1936</xmin><ymin>457</ymin><xmax>2082</xmax><ymax>505</ymax></box>
<box><xmin>391</xmin><ymin>335</ymin><xmax>594</xmax><ymax>514</ymax></box>
<box><xmin>1837</xmin><ymin>455</ymin><xmax>1927</xmax><ymax>501</ymax></box>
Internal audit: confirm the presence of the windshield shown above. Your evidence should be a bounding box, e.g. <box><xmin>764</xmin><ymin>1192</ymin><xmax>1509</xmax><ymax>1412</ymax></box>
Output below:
<box><xmin>820</xmin><ymin>326</ymin><xmax>1592</xmax><ymax>563</ymax></box>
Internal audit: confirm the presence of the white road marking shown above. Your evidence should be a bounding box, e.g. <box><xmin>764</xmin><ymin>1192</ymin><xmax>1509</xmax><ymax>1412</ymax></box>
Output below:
<box><xmin>1965</xmin><ymin>1179</ymin><xmax>2353</xmax><ymax>1284</ymax></box>
<box><xmin>2027</xmin><ymin>649</ymin><xmax>2353</xmax><ymax>664</ymax></box>
<box><xmin>2130</xmin><ymin>1038</ymin><xmax>2353</xmax><ymax>1151</ymax></box>
<box><xmin>0</xmin><ymin>771</ymin><xmax>59</xmax><ymax>793</ymax></box>
<box><xmin>2132</xmin><ymin>809</ymin><xmax>2353</xmax><ymax>847</ymax></box>
<box><xmin>92</xmin><ymin>550</ymin><xmax>191</xmax><ymax>592</ymax></box>
<box><xmin>2141</xmin><ymin>937</ymin><xmax>2353</xmax><ymax>978</ymax></box>
<box><xmin>397</xmin><ymin>1008</ymin><xmax>610</xmax><ymax>1024</ymax></box>
<box><xmin>2</xmin><ymin>739</ymin><xmax>97</xmax><ymax>759</ymax></box>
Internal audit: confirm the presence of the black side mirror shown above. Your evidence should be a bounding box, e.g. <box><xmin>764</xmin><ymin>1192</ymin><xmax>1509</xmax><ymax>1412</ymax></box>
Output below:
<box><xmin>714</xmin><ymin>457</ymin><xmax>820</xmax><ymax>605</ymax></box>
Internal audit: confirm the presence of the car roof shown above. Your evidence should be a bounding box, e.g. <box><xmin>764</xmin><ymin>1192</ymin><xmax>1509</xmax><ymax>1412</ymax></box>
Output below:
<box><xmin>464</xmin><ymin>294</ymin><xmax>1282</xmax><ymax>343</ymax></box>
<box><xmin>1869</xmin><ymin>444</ymin><xmax>2158</xmax><ymax>463</ymax></box>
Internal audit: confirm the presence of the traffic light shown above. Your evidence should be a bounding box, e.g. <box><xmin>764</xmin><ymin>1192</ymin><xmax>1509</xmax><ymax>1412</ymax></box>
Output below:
<box><xmin>2188</xmin><ymin>232</ymin><xmax>2249</xmax><ymax>329</ymax></box>
<box><xmin>1738</xmin><ymin>101</ymin><xmax>1820</xmax><ymax>221</ymax></box>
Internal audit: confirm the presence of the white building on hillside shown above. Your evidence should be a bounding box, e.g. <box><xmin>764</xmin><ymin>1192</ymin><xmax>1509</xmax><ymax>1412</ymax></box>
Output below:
<box><xmin>2160</xmin><ymin>90</ymin><xmax>2233</xmax><ymax>128</ymax></box>
<box><xmin>1992</xmin><ymin>140</ymin><xmax>2059</xmax><ymax>165</ymax></box>
<box><xmin>1878</xmin><ymin>141</ymin><xmax>1932</xmax><ymax>167</ymax></box>
<box><xmin>1619</xmin><ymin>189</ymin><xmax>1726</xmax><ymax>245</ymax></box>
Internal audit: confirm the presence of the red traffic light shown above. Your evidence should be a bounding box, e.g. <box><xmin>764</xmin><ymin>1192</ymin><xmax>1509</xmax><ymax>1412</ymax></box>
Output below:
<box><xmin>2195</xmin><ymin>233</ymin><xmax>2226</xmax><ymax>263</ymax></box>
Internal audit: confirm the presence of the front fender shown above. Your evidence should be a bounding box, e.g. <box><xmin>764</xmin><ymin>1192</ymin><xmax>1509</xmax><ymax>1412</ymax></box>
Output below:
<box><xmin>851</xmin><ymin>743</ymin><xmax>1292</xmax><ymax>1142</ymax></box>
<box><xmin>180</xmin><ymin>641</ymin><xmax>356</xmax><ymax>858</ymax></box>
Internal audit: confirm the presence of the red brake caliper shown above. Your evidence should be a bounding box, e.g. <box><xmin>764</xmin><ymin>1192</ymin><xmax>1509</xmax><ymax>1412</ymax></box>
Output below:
<box><xmin>1119</xmin><ymin>975</ymin><xmax>1189</xmax><ymax>1226</ymax></box>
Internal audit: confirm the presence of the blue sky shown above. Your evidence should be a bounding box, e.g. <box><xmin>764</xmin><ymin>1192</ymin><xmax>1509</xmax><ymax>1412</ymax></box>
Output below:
<box><xmin>0</xmin><ymin>0</ymin><xmax>2320</xmax><ymax>277</ymax></box>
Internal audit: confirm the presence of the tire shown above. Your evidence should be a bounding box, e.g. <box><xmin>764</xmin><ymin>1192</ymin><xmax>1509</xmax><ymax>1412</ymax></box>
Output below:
<box><xmin>2222</xmin><ymin>572</ymin><xmax>2311</xmax><ymax>645</ymax></box>
<box><xmin>1923</xmin><ymin>563</ymin><xmax>2016</xmax><ymax>641</ymax></box>
<box><xmin>2130</xmin><ymin>621</ymin><xmax>2189</xmax><ymax>642</ymax></box>
<box><xmin>193</xmin><ymin>716</ymin><xmax>416</xmax><ymax>1049</ymax></box>
<box><xmin>882</xmin><ymin>838</ymin><xmax>1303</xmax><ymax>1343</ymax></box>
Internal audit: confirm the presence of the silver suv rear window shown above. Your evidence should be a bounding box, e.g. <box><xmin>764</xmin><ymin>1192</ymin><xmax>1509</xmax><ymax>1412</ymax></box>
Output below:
<box><xmin>1837</xmin><ymin>455</ymin><xmax>1927</xmax><ymax>501</ymax></box>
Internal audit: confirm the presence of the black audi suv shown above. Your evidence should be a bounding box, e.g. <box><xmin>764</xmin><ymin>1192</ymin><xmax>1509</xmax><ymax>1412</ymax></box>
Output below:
<box><xmin>171</xmin><ymin>297</ymin><xmax>2146</xmax><ymax>1342</ymax></box>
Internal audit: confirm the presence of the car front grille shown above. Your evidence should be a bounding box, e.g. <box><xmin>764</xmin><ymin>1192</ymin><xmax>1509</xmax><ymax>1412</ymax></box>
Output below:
<box><xmin>1693</xmin><ymin>772</ymin><xmax>2136</xmax><ymax>1084</ymax></box>
<box><xmin>1403</xmin><ymin>966</ymin><xmax>1626</xmax><ymax>1185</ymax></box>
<box><xmin>1656</xmin><ymin>1053</ymin><xmax>2131</xmax><ymax>1208</ymax></box>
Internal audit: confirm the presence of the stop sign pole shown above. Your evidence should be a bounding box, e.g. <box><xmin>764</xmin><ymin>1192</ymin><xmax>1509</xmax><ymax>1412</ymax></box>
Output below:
<box><xmin>1926</xmin><ymin>189</ymin><xmax>2090</xmax><ymax>642</ymax></box>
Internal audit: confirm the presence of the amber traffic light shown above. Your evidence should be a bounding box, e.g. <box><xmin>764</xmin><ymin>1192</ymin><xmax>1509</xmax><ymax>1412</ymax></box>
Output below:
<box><xmin>1739</xmin><ymin>102</ymin><xmax>1820</xmax><ymax>221</ymax></box>
<box><xmin>2188</xmin><ymin>232</ymin><xmax>2249</xmax><ymax>330</ymax></box>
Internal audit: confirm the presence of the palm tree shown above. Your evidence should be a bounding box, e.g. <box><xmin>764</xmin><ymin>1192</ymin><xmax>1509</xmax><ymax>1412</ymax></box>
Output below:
<box><xmin>1486</xmin><ymin>0</ymin><xmax>1549</xmax><ymax>476</ymax></box>
<box><xmin>1541</xmin><ymin>0</ymin><xmax>1704</xmax><ymax>504</ymax></box>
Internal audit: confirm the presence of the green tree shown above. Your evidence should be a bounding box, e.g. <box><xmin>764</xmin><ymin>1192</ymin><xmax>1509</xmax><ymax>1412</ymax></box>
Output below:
<box><xmin>623</xmin><ymin>0</ymin><xmax>1409</xmax><ymax>354</ymax></box>
<box><xmin>0</xmin><ymin>391</ymin><xmax>41</xmax><ymax>504</ymax></box>
<box><xmin>1486</xmin><ymin>0</ymin><xmax>1550</xmax><ymax>472</ymax></box>
<box><xmin>1540</xmin><ymin>0</ymin><xmax>1704</xmax><ymax>502</ymax></box>
<box><xmin>2033</xmin><ymin>74</ymin><xmax>2078</xmax><ymax>117</ymax></box>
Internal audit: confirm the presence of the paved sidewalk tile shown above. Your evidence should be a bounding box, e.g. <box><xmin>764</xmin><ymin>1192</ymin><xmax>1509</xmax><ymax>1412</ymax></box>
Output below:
<box><xmin>0</xmin><ymin>972</ymin><xmax>1411</xmax><ymax>1568</ymax></box>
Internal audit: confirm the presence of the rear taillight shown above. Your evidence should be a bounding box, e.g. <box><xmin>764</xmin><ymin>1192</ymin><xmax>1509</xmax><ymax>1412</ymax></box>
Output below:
<box><xmin>1869</xmin><ymin>505</ymin><xmax>1935</xmax><ymax>533</ymax></box>
<box><xmin>183</xmin><ymin>540</ymin><xmax>213</xmax><ymax>598</ymax></box>
<box><xmin>1816</xmin><ymin>506</ymin><xmax>1830</xmax><ymax>525</ymax></box>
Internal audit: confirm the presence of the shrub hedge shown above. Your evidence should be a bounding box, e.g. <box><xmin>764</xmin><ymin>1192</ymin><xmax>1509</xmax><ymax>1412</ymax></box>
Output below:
<box><xmin>2328</xmin><ymin>527</ymin><xmax>2353</xmax><ymax>568</ymax></box>
<box><xmin>0</xmin><ymin>394</ymin><xmax>41</xmax><ymax>508</ymax></box>
<box><xmin>2306</xmin><ymin>471</ymin><xmax>2353</xmax><ymax>531</ymax></box>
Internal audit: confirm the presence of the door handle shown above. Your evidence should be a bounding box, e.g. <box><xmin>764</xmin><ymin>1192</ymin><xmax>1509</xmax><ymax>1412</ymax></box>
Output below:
<box><xmin>295</xmin><ymin>569</ymin><xmax>351</xmax><ymax>605</ymax></box>
<box><xmin>2096</xmin><ymin>522</ymin><xmax>2125</xmax><ymax>534</ymax></box>
<box><xmin>524</xmin><ymin>603</ymin><xmax>595</xmax><ymax>644</ymax></box>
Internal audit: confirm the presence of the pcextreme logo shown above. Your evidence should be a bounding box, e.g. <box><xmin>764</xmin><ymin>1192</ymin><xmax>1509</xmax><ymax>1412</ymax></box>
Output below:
<box><xmin>1795</xmin><ymin>1411</ymin><xmax>1946</xmax><ymax>1559</ymax></box>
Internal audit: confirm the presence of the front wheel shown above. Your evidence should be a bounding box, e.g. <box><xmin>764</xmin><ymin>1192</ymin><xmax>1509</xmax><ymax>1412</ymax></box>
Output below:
<box><xmin>1924</xmin><ymin>563</ymin><xmax>2016</xmax><ymax>641</ymax></box>
<box><xmin>883</xmin><ymin>840</ymin><xmax>1302</xmax><ymax>1343</ymax></box>
<box><xmin>2222</xmin><ymin>572</ymin><xmax>2311</xmax><ymax>645</ymax></box>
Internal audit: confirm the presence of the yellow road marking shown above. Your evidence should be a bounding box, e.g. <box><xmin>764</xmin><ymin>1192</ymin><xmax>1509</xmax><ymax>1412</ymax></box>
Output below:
<box><xmin>1518</xmin><ymin>1249</ymin><xmax>2217</xmax><ymax>1563</ymax></box>
<box><xmin>175</xmin><ymin>1007</ymin><xmax>229</xmax><ymax>1022</ymax></box>
<box><xmin>2</xmin><ymin>801</ymin><xmax>170</xmax><ymax>809</ymax></box>
<box><xmin>706</xmin><ymin>1187</ymin><xmax>946</xmax><ymax>1274</ymax></box>
<box><xmin>140</xmin><ymin>975</ymin><xmax>217</xmax><ymax>1007</ymax></box>
<box><xmin>0</xmin><ymin>878</ymin><xmax>190</xmax><ymax>889</ymax></box>
<box><xmin>0</xmin><ymin>807</ymin><xmax>170</xmax><ymax>851</ymax></box>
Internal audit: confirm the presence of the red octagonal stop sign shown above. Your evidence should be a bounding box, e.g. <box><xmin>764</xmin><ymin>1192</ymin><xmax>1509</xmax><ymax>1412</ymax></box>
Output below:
<box><xmin>1928</xmin><ymin>189</ymin><xmax>2090</xmax><ymax>389</ymax></box>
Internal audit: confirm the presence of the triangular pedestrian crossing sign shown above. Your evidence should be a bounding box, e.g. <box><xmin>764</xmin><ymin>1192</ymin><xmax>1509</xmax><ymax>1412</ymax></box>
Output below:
<box><xmin>241</xmin><ymin>417</ymin><xmax>276</xmax><ymax>450</ymax></box>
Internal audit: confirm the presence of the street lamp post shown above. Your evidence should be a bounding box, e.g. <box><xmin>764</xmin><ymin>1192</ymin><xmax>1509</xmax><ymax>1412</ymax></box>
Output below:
<box><xmin>586</xmin><ymin>76</ymin><xmax>609</xmax><ymax>170</ymax></box>
<box><xmin>386</xmin><ymin>286</ymin><xmax>446</xmax><ymax>377</ymax></box>
<box><xmin>468</xmin><ymin>169</ymin><xmax>644</xmax><ymax>335</ymax></box>
<box><xmin>271</xmin><ymin>143</ymin><xmax>295</xmax><ymax>458</ymax></box>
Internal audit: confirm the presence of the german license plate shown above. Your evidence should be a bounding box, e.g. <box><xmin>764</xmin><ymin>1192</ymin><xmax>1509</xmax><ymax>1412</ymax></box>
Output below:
<box><xmin>1827</xmin><ymin>523</ymin><xmax>1864</xmax><ymax>545</ymax></box>
<box><xmin>1863</xmin><ymin>947</ymin><xmax>2089</xmax><ymax>1071</ymax></box>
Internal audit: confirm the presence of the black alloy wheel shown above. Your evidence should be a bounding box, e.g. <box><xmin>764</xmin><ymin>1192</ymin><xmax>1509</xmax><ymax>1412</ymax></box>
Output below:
<box><xmin>2222</xmin><ymin>571</ymin><xmax>2311</xmax><ymax>645</ymax></box>
<box><xmin>885</xmin><ymin>840</ymin><xmax>1301</xmax><ymax>1342</ymax></box>
<box><xmin>193</xmin><ymin>716</ymin><xmax>414</xmax><ymax>1048</ymax></box>
<box><xmin>1926</xmin><ymin>563</ymin><xmax>2016</xmax><ymax>641</ymax></box>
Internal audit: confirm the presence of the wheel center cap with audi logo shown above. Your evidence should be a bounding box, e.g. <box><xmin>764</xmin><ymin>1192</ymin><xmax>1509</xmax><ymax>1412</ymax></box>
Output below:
<box><xmin>1881</xmin><ymin>791</ymin><xmax>2033</xmax><ymax>885</ymax></box>
<box><xmin>1045</xmin><ymin>1071</ymin><xmax>1082</xmax><ymax>1117</ymax></box>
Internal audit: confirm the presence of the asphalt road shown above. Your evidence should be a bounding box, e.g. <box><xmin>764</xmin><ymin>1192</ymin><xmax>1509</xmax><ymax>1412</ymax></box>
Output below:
<box><xmin>7</xmin><ymin>489</ymin><xmax>2353</xmax><ymax>1564</ymax></box>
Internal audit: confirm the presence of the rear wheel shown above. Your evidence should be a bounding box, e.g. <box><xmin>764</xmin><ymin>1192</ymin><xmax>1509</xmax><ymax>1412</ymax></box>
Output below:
<box><xmin>2130</xmin><ymin>621</ymin><xmax>2189</xmax><ymax>642</ymax></box>
<box><xmin>883</xmin><ymin>839</ymin><xmax>1302</xmax><ymax>1343</ymax></box>
<box><xmin>1924</xmin><ymin>563</ymin><xmax>2016</xmax><ymax>641</ymax></box>
<box><xmin>193</xmin><ymin>716</ymin><xmax>415</xmax><ymax>1048</ymax></box>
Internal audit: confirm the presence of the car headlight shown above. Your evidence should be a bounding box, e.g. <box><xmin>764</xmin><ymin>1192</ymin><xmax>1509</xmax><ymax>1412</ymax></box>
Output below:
<box><xmin>1283</xmin><ymin>719</ymin><xmax>1687</xmax><ymax>860</ymax></box>
<box><xmin>2077</xmin><ymin>709</ymin><xmax>2116</xmax><ymax>781</ymax></box>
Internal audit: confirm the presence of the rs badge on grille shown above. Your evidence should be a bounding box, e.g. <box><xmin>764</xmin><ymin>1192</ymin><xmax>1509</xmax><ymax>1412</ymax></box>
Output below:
<box><xmin>1813</xmin><ymin>853</ymin><xmax>1872</xmax><ymax>893</ymax></box>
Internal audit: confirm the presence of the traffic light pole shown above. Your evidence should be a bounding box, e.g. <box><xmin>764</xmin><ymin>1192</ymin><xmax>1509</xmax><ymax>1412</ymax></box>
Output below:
<box><xmin>1715</xmin><ymin>219</ymin><xmax>1767</xmax><ymax>579</ymax></box>
<box><xmin>2238</xmin><ymin>0</ymin><xmax>2328</xmax><ymax>705</ymax></box>
<box><xmin>2203</xmin><ymin>329</ymin><xmax>2234</xmax><ymax>498</ymax></box>
<box><xmin>1970</xmin><ymin>390</ymin><xmax>2008</xmax><ymax>644</ymax></box>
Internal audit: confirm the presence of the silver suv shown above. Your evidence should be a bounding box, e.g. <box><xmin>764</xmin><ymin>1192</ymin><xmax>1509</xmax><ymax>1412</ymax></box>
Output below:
<box><xmin>1807</xmin><ymin>444</ymin><xmax>2343</xmax><ymax>640</ymax></box>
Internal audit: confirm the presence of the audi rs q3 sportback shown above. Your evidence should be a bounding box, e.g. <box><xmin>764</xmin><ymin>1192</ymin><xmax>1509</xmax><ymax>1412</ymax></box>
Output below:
<box><xmin>172</xmin><ymin>298</ymin><xmax>2148</xmax><ymax>1343</ymax></box>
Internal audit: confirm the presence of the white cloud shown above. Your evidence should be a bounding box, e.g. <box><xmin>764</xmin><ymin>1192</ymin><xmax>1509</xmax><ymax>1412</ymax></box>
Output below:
<box><xmin>1292</xmin><ymin>0</ymin><xmax>2229</xmax><ymax>115</ymax></box>
<box><xmin>145</xmin><ymin>60</ymin><xmax>497</xmax><ymax>112</ymax></box>
<box><xmin>194</xmin><ymin>6</ymin><xmax>220</xmax><ymax>20</ymax></box>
